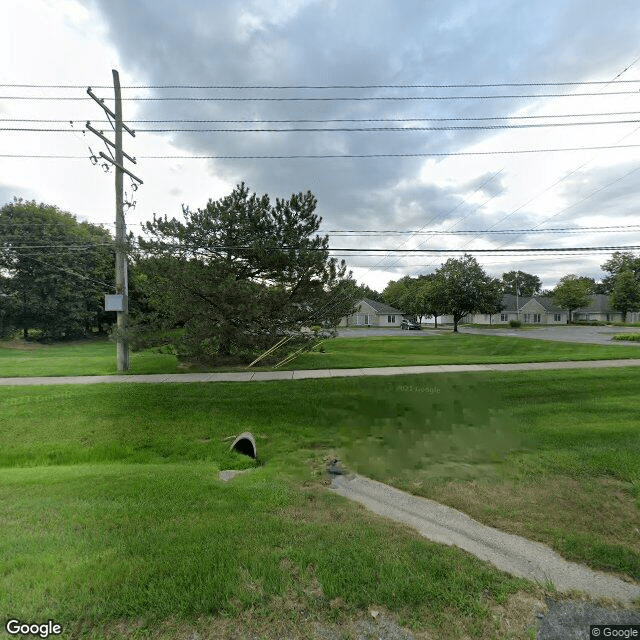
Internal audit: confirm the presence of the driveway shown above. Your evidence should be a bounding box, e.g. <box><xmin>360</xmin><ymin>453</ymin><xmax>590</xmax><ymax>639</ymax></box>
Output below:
<box><xmin>460</xmin><ymin>325</ymin><xmax>640</xmax><ymax>345</ymax></box>
<box><xmin>339</xmin><ymin>325</ymin><xmax>640</xmax><ymax>345</ymax></box>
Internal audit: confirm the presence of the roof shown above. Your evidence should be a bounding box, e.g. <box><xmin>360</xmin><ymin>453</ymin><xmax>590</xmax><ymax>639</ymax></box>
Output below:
<box><xmin>360</xmin><ymin>298</ymin><xmax>404</xmax><ymax>315</ymax></box>
<box><xmin>500</xmin><ymin>294</ymin><xmax>563</xmax><ymax>313</ymax></box>
<box><xmin>575</xmin><ymin>294</ymin><xmax>611</xmax><ymax>313</ymax></box>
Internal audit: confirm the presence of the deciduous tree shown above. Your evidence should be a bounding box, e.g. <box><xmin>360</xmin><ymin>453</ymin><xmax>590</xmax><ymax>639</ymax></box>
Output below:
<box><xmin>501</xmin><ymin>270</ymin><xmax>542</xmax><ymax>297</ymax></box>
<box><xmin>552</xmin><ymin>274</ymin><xmax>592</xmax><ymax>323</ymax></box>
<box><xmin>0</xmin><ymin>199</ymin><xmax>115</xmax><ymax>340</ymax></box>
<box><xmin>610</xmin><ymin>269</ymin><xmax>640</xmax><ymax>323</ymax></box>
<box><xmin>435</xmin><ymin>254</ymin><xmax>503</xmax><ymax>332</ymax></box>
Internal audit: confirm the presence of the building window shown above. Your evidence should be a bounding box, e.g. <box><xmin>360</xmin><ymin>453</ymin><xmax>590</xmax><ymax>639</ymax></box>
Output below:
<box><xmin>500</xmin><ymin>313</ymin><xmax>508</xmax><ymax>321</ymax></box>
<box><xmin>356</xmin><ymin>314</ymin><xmax>370</xmax><ymax>325</ymax></box>
<box><xmin>532</xmin><ymin>314</ymin><xmax>540</xmax><ymax>323</ymax></box>
<box><xmin>388</xmin><ymin>315</ymin><xmax>395</xmax><ymax>323</ymax></box>
<box><xmin>554</xmin><ymin>313</ymin><xmax>562</xmax><ymax>322</ymax></box>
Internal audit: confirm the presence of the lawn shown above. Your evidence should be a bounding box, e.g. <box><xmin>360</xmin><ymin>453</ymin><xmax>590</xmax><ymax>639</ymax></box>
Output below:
<box><xmin>0</xmin><ymin>339</ymin><xmax>178</xmax><ymax>377</ymax></box>
<box><xmin>2</xmin><ymin>332</ymin><xmax>640</xmax><ymax>377</ymax></box>
<box><xmin>1</xmin><ymin>368</ymin><xmax>639</xmax><ymax>638</ymax></box>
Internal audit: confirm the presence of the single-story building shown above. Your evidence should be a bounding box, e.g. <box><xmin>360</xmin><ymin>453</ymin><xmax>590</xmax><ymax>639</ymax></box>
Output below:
<box><xmin>465</xmin><ymin>295</ymin><xmax>568</xmax><ymax>325</ymax></box>
<box><xmin>464</xmin><ymin>293</ymin><xmax>640</xmax><ymax>324</ymax></box>
<box><xmin>339</xmin><ymin>298</ymin><xmax>405</xmax><ymax>327</ymax></box>
<box><xmin>572</xmin><ymin>294</ymin><xmax>640</xmax><ymax>323</ymax></box>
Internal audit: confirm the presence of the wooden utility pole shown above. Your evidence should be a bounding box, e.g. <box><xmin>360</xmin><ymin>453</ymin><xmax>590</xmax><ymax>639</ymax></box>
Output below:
<box><xmin>87</xmin><ymin>69</ymin><xmax>142</xmax><ymax>372</ymax></box>
<box><xmin>113</xmin><ymin>70</ymin><xmax>128</xmax><ymax>371</ymax></box>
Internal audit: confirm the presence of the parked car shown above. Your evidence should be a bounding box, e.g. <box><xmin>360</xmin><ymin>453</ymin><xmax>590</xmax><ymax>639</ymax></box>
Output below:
<box><xmin>400</xmin><ymin>319</ymin><xmax>422</xmax><ymax>330</ymax></box>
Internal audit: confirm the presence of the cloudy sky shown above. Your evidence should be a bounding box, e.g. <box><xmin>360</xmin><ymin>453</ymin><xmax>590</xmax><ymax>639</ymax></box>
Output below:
<box><xmin>2</xmin><ymin>0</ymin><xmax>640</xmax><ymax>292</ymax></box>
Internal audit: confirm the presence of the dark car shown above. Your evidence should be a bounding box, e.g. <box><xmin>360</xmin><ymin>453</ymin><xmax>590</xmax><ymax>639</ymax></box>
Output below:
<box><xmin>400</xmin><ymin>319</ymin><xmax>422</xmax><ymax>330</ymax></box>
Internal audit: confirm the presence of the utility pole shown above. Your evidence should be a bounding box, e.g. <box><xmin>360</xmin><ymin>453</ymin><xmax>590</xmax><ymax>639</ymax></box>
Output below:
<box><xmin>87</xmin><ymin>69</ymin><xmax>142</xmax><ymax>371</ymax></box>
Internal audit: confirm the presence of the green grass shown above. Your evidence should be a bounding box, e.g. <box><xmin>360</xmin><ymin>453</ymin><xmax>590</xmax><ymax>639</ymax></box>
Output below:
<box><xmin>0</xmin><ymin>339</ymin><xmax>179</xmax><ymax>377</ymax></box>
<box><xmin>293</xmin><ymin>334</ymin><xmax>640</xmax><ymax>369</ymax></box>
<box><xmin>2</xmin><ymin>333</ymin><xmax>640</xmax><ymax>378</ymax></box>
<box><xmin>1</xmin><ymin>368</ymin><xmax>639</xmax><ymax>638</ymax></box>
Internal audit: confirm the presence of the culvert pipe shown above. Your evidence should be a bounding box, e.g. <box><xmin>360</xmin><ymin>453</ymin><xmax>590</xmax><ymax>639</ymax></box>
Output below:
<box><xmin>229</xmin><ymin>432</ymin><xmax>257</xmax><ymax>459</ymax></box>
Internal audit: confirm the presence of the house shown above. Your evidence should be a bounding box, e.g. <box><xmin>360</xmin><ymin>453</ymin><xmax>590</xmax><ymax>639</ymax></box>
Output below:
<box><xmin>339</xmin><ymin>298</ymin><xmax>405</xmax><ymax>327</ymax></box>
<box><xmin>571</xmin><ymin>294</ymin><xmax>640</xmax><ymax>323</ymax></box>
<box><xmin>464</xmin><ymin>294</ymin><xmax>567</xmax><ymax>324</ymax></box>
<box><xmin>464</xmin><ymin>293</ymin><xmax>640</xmax><ymax>325</ymax></box>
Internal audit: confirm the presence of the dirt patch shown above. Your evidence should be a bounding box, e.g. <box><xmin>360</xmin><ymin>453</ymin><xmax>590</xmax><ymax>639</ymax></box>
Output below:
<box><xmin>487</xmin><ymin>590</ymin><xmax>548</xmax><ymax>639</ymax></box>
<box><xmin>0</xmin><ymin>340</ymin><xmax>44</xmax><ymax>350</ymax></box>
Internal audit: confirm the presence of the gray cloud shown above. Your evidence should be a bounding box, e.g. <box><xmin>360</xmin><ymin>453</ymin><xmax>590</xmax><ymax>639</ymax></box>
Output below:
<box><xmin>82</xmin><ymin>0</ymin><xmax>640</xmax><ymax>289</ymax></box>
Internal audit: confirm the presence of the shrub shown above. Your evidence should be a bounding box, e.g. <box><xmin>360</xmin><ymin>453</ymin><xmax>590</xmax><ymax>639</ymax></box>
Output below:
<box><xmin>508</xmin><ymin>320</ymin><xmax>521</xmax><ymax>328</ymax></box>
<box><xmin>612</xmin><ymin>334</ymin><xmax>640</xmax><ymax>342</ymax></box>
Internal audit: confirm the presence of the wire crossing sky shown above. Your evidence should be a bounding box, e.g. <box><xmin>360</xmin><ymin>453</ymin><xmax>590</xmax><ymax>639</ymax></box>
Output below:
<box><xmin>2</xmin><ymin>0</ymin><xmax>640</xmax><ymax>291</ymax></box>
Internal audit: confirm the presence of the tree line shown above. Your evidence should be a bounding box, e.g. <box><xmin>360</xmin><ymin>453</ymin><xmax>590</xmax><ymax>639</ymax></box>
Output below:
<box><xmin>2</xmin><ymin>192</ymin><xmax>640</xmax><ymax>359</ymax></box>
<box><xmin>0</xmin><ymin>189</ymin><xmax>358</xmax><ymax>364</ymax></box>
<box><xmin>380</xmin><ymin>256</ymin><xmax>640</xmax><ymax>327</ymax></box>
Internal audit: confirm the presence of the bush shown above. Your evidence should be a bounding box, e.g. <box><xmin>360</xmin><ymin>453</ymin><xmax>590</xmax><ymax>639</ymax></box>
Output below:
<box><xmin>612</xmin><ymin>334</ymin><xmax>640</xmax><ymax>342</ymax></box>
<box><xmin>508</xmin><ymin>320</ymin><xmax>522</xmax><ymax>328</ymax></box>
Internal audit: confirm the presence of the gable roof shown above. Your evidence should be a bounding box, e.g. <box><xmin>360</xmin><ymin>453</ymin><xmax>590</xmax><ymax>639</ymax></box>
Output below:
<box><xmin>361</xmin><ymin>298</ymin><xmax>404</xmax><ymax>315</ymax></box>
<box><xmin>575</xmin><ymin>294</ymin><xmax>612</xmax><ymax>313</ymax></box>
<box><xmin>499</xmin><ymin>294</ymin><xmax>563</xmax><ymax>313</ymax></box>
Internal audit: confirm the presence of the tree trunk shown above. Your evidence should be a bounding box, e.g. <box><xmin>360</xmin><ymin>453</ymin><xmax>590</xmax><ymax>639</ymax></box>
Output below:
<box><xmin>23</xmin><ymin>327</ymin><xmax>28</xmax><ymax>340</ymax></box>
<box><xmin>434</xmin><ymin>316</ymin><xmax>438</xmax><ymax>329</ymax></box>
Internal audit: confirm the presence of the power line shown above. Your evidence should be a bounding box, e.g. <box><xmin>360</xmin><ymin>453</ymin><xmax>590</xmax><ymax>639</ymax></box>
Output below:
<box><xmin>2</xmin><ymin>90</ymin><xmax>640</xmax><ymax>102</ymax></box>
<box><xmin>322</xmin><ymin>224</ymin><xmax>640</xmax><ymax>235</ymax></box>
<box><xmin>4</xmin><ymin>112</ymin><xmax>640</xmax><ymax>125</ymax></box>
<box><xmin>2</xmin><ymin>80</ymin><xmax>640</xmax><ymax>89</ymax></box>
<box><xmin>6</xmin><ymin>118</ymin><xmax>640</xmax><ymax>133</ymax></box>
<box><xmin>5</xmin><ymin>142</ymin><xmax>640</xmax><ymax>159</ymax></box>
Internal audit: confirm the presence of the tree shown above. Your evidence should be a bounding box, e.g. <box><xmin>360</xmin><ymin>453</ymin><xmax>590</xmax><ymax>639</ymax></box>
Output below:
<box><xmin>415</xmin><ymin>274</ymin><xmax>448</xmax><ymax>328</ymax></box>
<box><xmin>382</xmin><ymin>276</ymin><xmax>412</xmax><ymax>313</ymax></box>
<box><xmin>352</xmin><ymin>282</ymin><xmax>384</xmax><ymax>302</ymax></box>
<box><xmin>435</xmin><ymin>254</ymin><xmax>503</xmax><ymax>332</ymax></box>
<box><xmin>552</xmin><ymin>274</ymin><xmax>592</xmax><ymax>323</ymax></box>
<box><xmin>0</xmin><ymin>199</ymin><xmax>115</xmax><ymax>340</ymax></box>
<box><xmin>136</xmin><ymin>183</ymin><xmax>356</xmax><ymax>362</ymax></box>
<box><xmin>501</xmin><ymin>270</ymin><xmax>542</xmax><ymax>297</ymax></box>
<box><xmin>610</xmin><ymin>269</ymin><xmax>640</xmax><ymax>323</ymax></box>
<box><xmin>601</xmin><ymin>252</ymin><xmax>640</xmax><ymax>293</ymax></box>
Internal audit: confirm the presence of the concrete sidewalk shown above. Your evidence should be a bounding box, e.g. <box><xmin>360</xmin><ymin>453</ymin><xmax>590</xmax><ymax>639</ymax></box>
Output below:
<box><xmin>331</xmin><ymin>474</ymin><xmax>640</xmax><ymax>603</ymax></box>
<box><xmin>1</xmin><ymin>358</ymin><xmax>640</xmax><ymax>386</ymax></box>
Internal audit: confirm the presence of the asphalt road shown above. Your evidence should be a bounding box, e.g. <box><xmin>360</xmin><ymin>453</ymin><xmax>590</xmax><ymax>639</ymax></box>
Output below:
<box><xmin>339</xmin><ymin>325</ymin><xmax>640</xmax><ymax>345</ymax></box>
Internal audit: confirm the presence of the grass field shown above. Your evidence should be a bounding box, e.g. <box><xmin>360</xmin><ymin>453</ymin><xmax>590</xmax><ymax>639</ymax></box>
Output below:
<box><xmin>2</xmin><ymin>332</ymin><xmax>640</xmax><ymax>377</ymax></box>
<box><xmin>1</xmin><ymin>368</ymin><xmax>639</xmax><ymax>638</ymax></box>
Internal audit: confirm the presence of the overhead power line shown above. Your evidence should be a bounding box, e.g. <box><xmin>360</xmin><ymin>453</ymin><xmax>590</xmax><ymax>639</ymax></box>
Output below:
<box><xmin>322</xmin><ymin>224</ymin><xmax>640</xmax><ymax>235</ymax></box>
<box><xmin>2</xmin><ymin>90</ymin><xmax>640</xmax><ymax>101</ymax></box>
<box><xmin>5</xmin><ymin>118</ymin><xmax>640</xmax><ymax>133</ymax></box>
<box><xmin>4</xmin><ymin>142</ymin><xmax>640</xmax><ymax>159</ymax></box>
<box><xmin>1</xmin><ymin>79</ymin><xmax>640</xmax><ymax>89</ymax></box>
<box><xmin>5</xmin><ymin>111</ymin><xmax>640</xmax><ymax>124</ymax></box>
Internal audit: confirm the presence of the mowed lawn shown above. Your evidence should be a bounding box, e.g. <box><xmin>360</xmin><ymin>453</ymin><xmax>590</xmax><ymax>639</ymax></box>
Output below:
<box><xmin>0</xmin><ymin>339</ymin><xmax>179</xmax><ymax>377</ymax></box>
<box><xmin>294</xmin><ymin>334</ymin><xmax>640</xmax><ymax>368</ymax></box>
<box><xmin>1</xmin><ymin>368</ymin><xmax>639</xmax><ymax>638</ymax></box>
<box><xmin>2</xmin><ymin>332</ymin><xmax>640</xmax><ymax>377</ymax></box>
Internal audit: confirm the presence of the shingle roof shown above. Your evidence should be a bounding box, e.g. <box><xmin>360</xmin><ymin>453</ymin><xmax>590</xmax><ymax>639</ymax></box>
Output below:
<box><xmin>361</xmin><ymin>298</ymin><xmax>404</xmax><ymax>315</ymax></box>
<box><xmin>575</xmin><ymin>294</ymin><xmax>611</xmax><ymax>313</ymax></box>
<box><xmin>500</xmin><ymin>294</ymin><xmax>563</xmax><ymax>313</ymax></box>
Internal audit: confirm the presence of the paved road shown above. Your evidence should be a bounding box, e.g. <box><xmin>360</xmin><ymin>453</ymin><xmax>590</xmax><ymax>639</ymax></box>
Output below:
<box><xmin>1</xmin><ymin>358</ymin><xmax>640</xmax><ymax>386</ymax></box>
<box><xmin>462</xmin><ymin>325</ymin><xmax>640</xmax><ymax>345</ymax></box>
<box><xmin>340</xmin><ymin>324</ymin><xmax>640</xmax><ymax>344</ymax></box>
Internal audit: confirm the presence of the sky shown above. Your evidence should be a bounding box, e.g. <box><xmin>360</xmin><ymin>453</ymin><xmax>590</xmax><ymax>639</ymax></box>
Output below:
<box><xmin>2</xmin><ymin>0</ymin><xmax>640</xmax><ymax>292</ymax></box>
